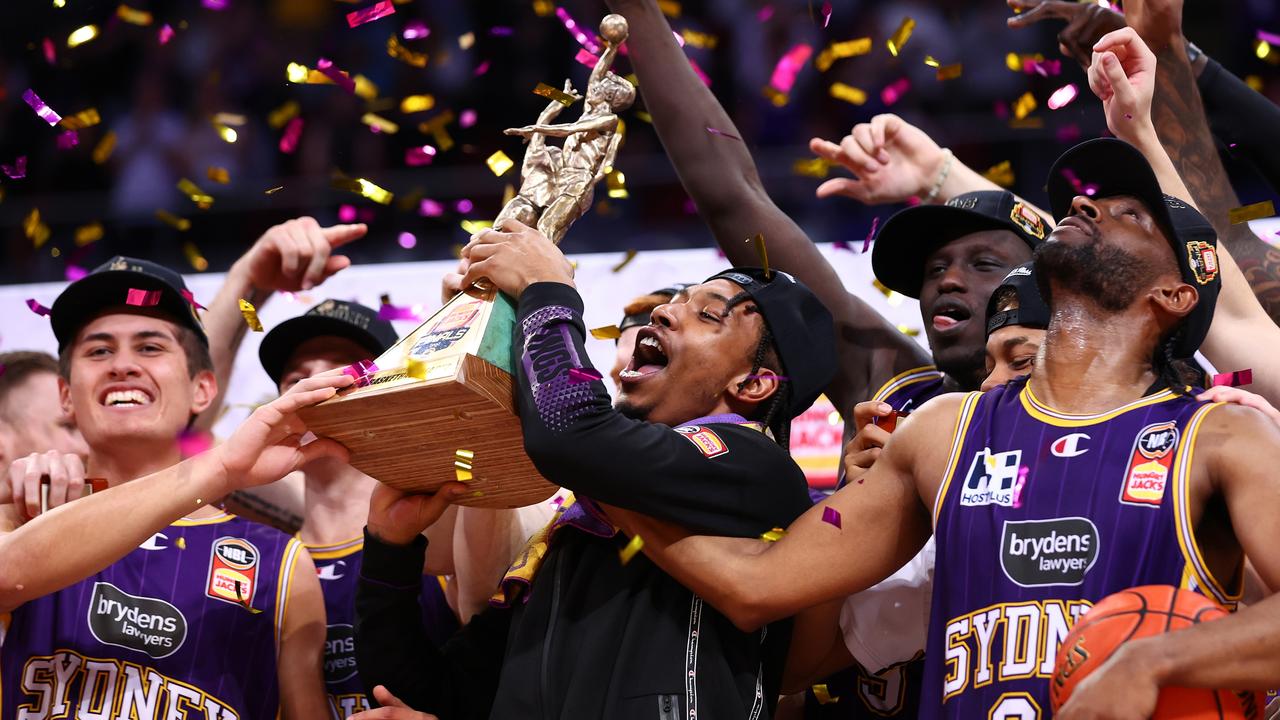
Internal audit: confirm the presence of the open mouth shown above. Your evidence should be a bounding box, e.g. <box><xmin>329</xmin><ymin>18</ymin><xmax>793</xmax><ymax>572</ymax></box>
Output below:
<box><xmin>99</xmin><ymin>387</ymin><xmax>155</xmax><ymax>408</ymax></box>
<box><xmin>930</xmin><ymin>301</ymin><xmax>972</xmax><ymax>333</ymax></box>
<box><xmin>619</xmin><ymin>327</ymin><xmax>669</xmax><ymax>382</ymax></box>
<box><xmin>1052</xmin><ymin>215</ymin><xmax>1098</xmax><ymax>241</ymax></box>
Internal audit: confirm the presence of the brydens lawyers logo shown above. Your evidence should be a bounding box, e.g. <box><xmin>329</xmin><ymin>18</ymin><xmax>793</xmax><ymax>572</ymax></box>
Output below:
<box><xmin>87</xmin><ymin>582</ymin><xmax>188</xmax><ymax>659</ymax></box>
<box><xmin>324</xmin><ymin>624</ymin><xmax>359</xmax><ymax>684</ymax></box>
<box><xmin>959</xmin><ymin>448</ymin><xmax>1023</xmax><ymax>507</ymax></box>
<box><xmin>1050</xmin><ymin>433</ymin><xmax>1089</xmax><ymax>458</ymax></box>
<box><xmin>1120</xmin><ymin>421</ymin><xmax>1179</xmax><ymax>507</ymax></box>
<box><xmin>206</xmin><ymin>536</ymin><xmax>261</xmax><ymax>606</ymax></box>
<box><xmin>1000</xmin><ymin>517</ymin><xmax>1099</xmax><ymax>587</ymax></box>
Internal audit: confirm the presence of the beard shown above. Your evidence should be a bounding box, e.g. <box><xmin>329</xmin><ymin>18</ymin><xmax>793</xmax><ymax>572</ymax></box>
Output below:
<box><xmin>614</xmin><ymin>397</ymin><xmax>652</xmax><ymax>421</ymax></box>
<box><xmin>1034</xmin><ymin>236</ymin><xmax>1154</xmax><ymax>313</ymax></box>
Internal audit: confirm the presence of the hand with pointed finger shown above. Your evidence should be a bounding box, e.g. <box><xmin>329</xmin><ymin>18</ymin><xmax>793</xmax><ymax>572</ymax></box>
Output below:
<box><xmin>809</xmin><ymin>114</ymin><xmax>946</xmax><ymax>206</ymax></box>
<box><xmin>1006</xmin><ymin>0</ymin><xmax>1125</xmax><ymax>68</ymax></box>
<box><xmin>1088</xmin><ymin>27</ymin><xmax>1158</xmax><ymax>140</ymax></box>
<box><xmin>213</xmin><ymin>369</ymin><xmax>355</xmax><ymax>490</ymax></box>
<box><xmin>842</xmin><ymin>402</ymin><xmax>894</xmax><ymax>484</ymax></box>
<box><xmin>350</xmin><ymin>686</ymin><xmax>439</xmax><ymax>720</ymax></box>
<box><xmin>458</xmin><ymin>218</ymin><xmax>575</xmax><ymax>297</ymax></box>
<box><xmin>366</xmin><ymin>481</ymin><xmax>470</xmax><ymax>547</ymax></box>
<box><xmin>7</xmin><ymin>450</ymin><xmax>87</xmax><ymax>522</ymax></box>
<box><xmin>235</xmin><ymin>216</ymin><xmax>366</xmax><ymax>293</ymax></box>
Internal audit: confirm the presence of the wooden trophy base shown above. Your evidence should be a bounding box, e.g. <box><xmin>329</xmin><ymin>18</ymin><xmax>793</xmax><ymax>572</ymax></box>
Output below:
<box><xmin>298</xmin><ymin>286</ymin><xmax>556</xmax><ymax>508</ymax></box>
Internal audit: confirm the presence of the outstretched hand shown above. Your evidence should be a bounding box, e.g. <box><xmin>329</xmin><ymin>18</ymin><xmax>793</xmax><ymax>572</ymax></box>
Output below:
<box><xmin>809</xmin><ymin>114</ymin><xmax>946</xmax><ymax>206</ymax></box>
<box><xmin>1088</xmin><ymin>28</ymin><xmax>1158</xmax><ymax>139</ymax></box>
<box><xmin>238</xmin><ymin>216</ymin><xmax>366</xmax><ymax>293</ymax></box>
<box><xmin>1006</xmin><ymin>0</ymin><xmax>1125</xmax><ymax>68</ymax></box>
<box><xmin>350</xmin><ymin>686</ymin><xmax>439</xmax><ymax>720</ymax></box>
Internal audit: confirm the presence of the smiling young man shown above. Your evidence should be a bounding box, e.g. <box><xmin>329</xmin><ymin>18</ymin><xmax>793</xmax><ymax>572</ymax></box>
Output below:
<box><xmin>0</xmin><ymin>257</ymin><xmax>337</xmax><ymax>720</ymax></box>
<box><xmin>351</xmin><ymin>218</ymin><xmax>836</xmax><ymax>720</ymax></box>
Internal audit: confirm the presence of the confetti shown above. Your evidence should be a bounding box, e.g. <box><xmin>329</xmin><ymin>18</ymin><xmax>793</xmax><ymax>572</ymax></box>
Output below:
<box><xmin>155</xmin><ymin>209</ymin><xmax>191</xmax><ymax>231</ymax></box>
<box><xmin>60</xmin><ymin>107</ymin><xmax>100</xmax><ymax>130</ymax></box>
<box><xmin>23</xmin><ymin>89</ymin><xmax>62</xmax><ymax>126</ymax></box>
<box><xmin>1047</xmin><ymin>83</ymin><xmax>1078</xmax><ymax>110</ymax></box>
<box><xmin>1011</xmin><ymin>466</ymin><xmax>1029</xmax><ymax>508</ymax></box>
<box><xmin>92</xmin><ymin>131</ymin><xmax>116</xmax><ymax>164</ymax></box>
<box><xmin>618</xmin><ymin>534</ymin><xmax>644</xmax><ymax>565</ymax></box>
<box><xmin>238</xmin><ymin>299</ymin><xmax>263</xmax><ymax>331</ymax></box>
<box><xmin>267</xmin><ymin>101</ymin><xmax>300</xmax><ymax>131</ymax></box>
<box><xmin>658</xmin><ymin>0</ymin><xmax>681</xmax><ymax>16</ymax></box>
<box><xmin>2</xmin><ymin>156</ymin><xmax>27</xmax><ymax>180</ymax></box>
<box><xmin>862</xmin><ymin>216</ymin><xmax>880</xmax><ymax>253</ymax></box>
<box><xmin>760</xmin><ymin>527</ymin><xmax>786</xmax><ymax>543</ymax></box>
<box><xmin>458</xmin><ymin>32</ymin><xmax>475</xmax><ymax>50</ymax></box>
<box><xmin>768</xmin><ymin>43</ymin><xmax>813</xmax><ymax>96</ymax></box>
<box><xmin>1006</xmin><ymin>52</ymin><xmax>1044</xmax><ymax>72</ymax></box>
<box><xmin>400</xmin><ymin>95</ymin><xmax>435</xmax><ymax>113</ymax></box>
<box><xmin>207</xmin><ymin>166</ymin><xmax>230</xmax><ymax>184</ymax></box>
<box><xmin>687</xmin><ymin>57</ymin><xmax>712</xmax><ymax>87</ymax></box>
<box><xmin>276</xmin><ymin>117</ymin><xmax>303</xmax><ymax>154</ymax></box>
<box><xmin>405</xmin><ymin>145</ymin><xmax>437</xmax><ymax>166</ymax></box>
<box><xmin>460</xmin><ymin>219</ymin><xmax>492</xmax><ymax>234</ymax></box>
<box><xmin>1024</xmin><ymin>58</ymin><xmax>1061</xmax><ymax>77</ymax></box>
<box><xmin>56</xmin><ymin>131</ymin><xmax>79</xmax><ymax>150</ymax></box>
<box><xmin>398</xmin><ymin>232</ymin><xmax>417</xmax><ymax>249</ymax></box>
<box><xmin>454</xmin><ymin>448</ymin><xmax>475</xmax><ymax>482</ymax></box>
<box><xmin>24</xmin><ymin>209</ymin><xmax>51</xmax><ymax>248</ymax></box>
<box><xmin>814</xmin><ymin>37</ymin><xmax>872</xmax><ymax>71</ymax></box>
<box><xmin>67</xmin><ymin>24</ymin><xmax>99</xmax><ymax>48</ymax></box>
<box><xmin>377</xmin><ymin>303</ymin><xmax>423</xmax><ymax>321</ymax></box>
<box><xmin>820</xmin><ymin>505</ymin><xmax>844</xmax><ymax>529</ymax></box>
<box><xmin>473</xmin><ymin>60</ymin><xmax>491</xmax><ymax>77</ymax></box>
<box><xmin>26</xmin><ymin>299</ymin><xmax>52</xmax><ymax>317</ymax></box>
<box><xmin>1229</xmin><ymin>200</ymin><xmax>1275</xmax><ymax>224</ymax></box>
<box><xmin>314</xmin><ymin>58</ymin><xmax>356</xmax><ymax>94</ymax></box>
<box><xmin>341</xmin><ymin>359</ymin><xmax>379</xmax><ymax>387</ymax></box>
<box><xmin>821</xmin><ymin>1</ymin><xmax>833</xmax><ymax>26</ymax></box>
<box><xmin>178</xmin><ymin>178</ymin><xmax>213</xmax><ymax>209</ymax></box>
<box><xmin>1258</xmin><ymin>29</ymin><xmax>1280</xmax><ymax>45</ymax></box>
<box><xmin>872</xmin><ymin>279</ymin><xmax>905</xmax><ymax>306</ymax></box>
<box><xmin>346</xmin><ymin>0</ymin><xmax>395</xmax><ymax>28</ymax></box>
<box><xmin>126</xmin><ymin>288</ymin><xmax>161</xmax><ymax>307</ymax></box>
<box><xmin>533</xmin><ymin>82</ymin><xmax>579</xmax><ymax>107</ymax></box>
<box><xmin>554</xmin><ymin>6</ymin><xmax>601</xmax><ymax>54</ymax></box>
<box><xmin>387</xmin><ymin>36</ymin><xmax>429</xmax><ymax>67</ymax></box>
<box><xmin>460</xmin><ymin>109</ymin><xmax>478</xmax><ymax>128</ymax></box>
<box><xmin>486</xmin><ymin>151</ymin><xmax>515</xmax><ymax>177</ymax></box>
<box><xmin>1012</xmin><ymin>91</ymin><xmax>1037</xmax><ymax>121</ymax></box>
<box><xmin>887</xmin><ymin>17</ymin><xmax>915</xmax><ymax>56</ymax></box>
<box><xmin>233</xmin><ymin>580</ymin><xmax>263</xmax><ymax>614</ymax></box>
<box><xmin>419</xmin><ymin>111</ymin><xmax>456</xmax><ymax>151</ymax></box>
<box><xmin>419</xmin><ymin>199</ymin><xmax>444</xmax><ymax>217</ymax></box>
<box><xmin>606</xmin><ymin>248</ymin><xmax>638</xmax><ymax>273</ymax></box>
<box><xmin>361</xmin><ymin>113</ymin><xmax>399</xmax><ymax>134</ymax></box>
<box><xmin>116</xmin><ymin>4</ymin><xmax>153</xmax><ymax>26</ymax></box>
<box><xmin>935</xmin><ymin>63</ymin><xmax>963</xmax><ymax>81</ymax></box>
<box><xmin>812</xmin><ymin>684</ymin><xmax>840</xmax><ymax>704</ymax></box>
<box><xmin>680</xmin><ymin>29</ymin><xmax>718</xmax><ymax>49</ymax></box>
<box><xmin>590</xmin><ymin>324</ymin><xmax>622</xmax><ymax>340</ymax></box>
<box><xmin>74</xmin><ymin>222</ymin><xmax>103</xmax><ymax>246</ymax></box>
<box><xmin>180</xmin><ymin>288</ymin><xmax>206</xmax><ymax>311</ymax></box>
<box><xmin>406</xmin><ymin>357</ymin><xmax>428</xmax><ymax>380</ymax></box>
<box><xmin>183</xmin><ymin>242</ymin><xmax>209</xmax><ymax>271</ymax></box>
<box><xmin>42</xmin><ymin>37</ymin><xmax>57</xmax><ymax>65</ymax></box>
<box><xmin>403</xmin><ymin>20</ymin><xmax>430</xmax><ymax>40</ymax></box>
<box><xmin>574</xmin><ymin>48</ymin><xmax>600</xmax><ymax>69</ymax></box>
<box><xmin>333</xmin><ymin>177</ymin><xmax>394</xmax><ymax>205</ymax></box>
<box><xmin>202</xmin><ymin>0</ymin><xmax>229</xmax><ymax>9</ymax></box>
<box><xmin>829</xmin><ymin>82</ymin><xmax>867</xmax><ymax>105</ymax></box>
<box><xmin>264</xmin><ymin>186</ymin><xmax>284</xmax><ymax>195</ymax></box>
<box><xmin>605</xmin><ymin>167</ymin><xmax>628</xmax><ymax>199</ymax></box>
<box><xmin>706</xmin><ymin>126</ymin><xmax>741</xmax><ymax>141</ymax></box>
<box><xmin>750</xmin><ymin>233</ymin><xmax>771</xmax><ymax>279</ymax></box>
<box><xmin>982</xmin><ymin>160</ymin><xmax>1015</xmax><ymax>188</ymax></box>
<box><xmin>880</xmin><ymin>78</ymin><xmax>910</xmax><ymax>106</ymax></box>
<box><xmin>1211</xmin><ymin>368</ymin><xmax>1253</xmax><ymax>387</ymax></box>
<box><xmin>158</xmin><ymin>23</ymin><xmax>174</xmax><ymax>44</ymax></box>
<box><xmin>568</xmin><ymin>367</ymin><xmax>604</xmax><ymax>384</ymax></box>
<box><xmin>211</xmin><ymin>121</ymin><xmax>237</xmax><ymax>143</ymax></box>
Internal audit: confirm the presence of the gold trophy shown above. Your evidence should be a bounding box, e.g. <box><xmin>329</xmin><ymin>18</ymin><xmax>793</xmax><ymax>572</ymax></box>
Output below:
<box><xmin>299</xmin><ymin>15</ymin><xmax>634</xmax><ymax>508</ymax></box>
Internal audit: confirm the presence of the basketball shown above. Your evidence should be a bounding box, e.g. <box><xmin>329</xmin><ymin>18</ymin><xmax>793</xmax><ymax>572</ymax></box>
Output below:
<box><xmin>1051</xmin><ymin>586</ymin><xmax>1264</xmax><ymax>718</ymax></box>
<box><xmin>599</xmin><ymin>14</ymin><xmax>629</xmax><ymax>45</ymax></box>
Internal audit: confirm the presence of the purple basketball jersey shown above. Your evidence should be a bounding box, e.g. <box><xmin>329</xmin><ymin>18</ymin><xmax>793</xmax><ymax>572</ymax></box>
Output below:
<box><xmin>2</xmin><ymin>511</ymin><xmax>303</xmax><ymax>720</ymax></box>
<box><xmin>872</xmin><ymin>365</ymin><xmax>946</xmax><ymax>416</ymax></box>
<box><xmin>305</xmin><ymin>537</ymin><xmax>459</xmax><ymax>719</ymax></box>
<box><xmin>921</xmin><ymin>378</ymin><xmax>1239</xmax><ymax>719</ymax></box>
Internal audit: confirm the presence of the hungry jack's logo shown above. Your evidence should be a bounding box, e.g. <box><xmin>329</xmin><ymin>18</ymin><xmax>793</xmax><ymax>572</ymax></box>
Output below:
<box><xmin>1119</xmin><ymin>422</ymin><xmax>1179</xmax><ymax>507</ymax></box>
<box><xmin>206</xmin><ymin>537</ymin><xmax>261</xmax><ymax>607</ymax></box>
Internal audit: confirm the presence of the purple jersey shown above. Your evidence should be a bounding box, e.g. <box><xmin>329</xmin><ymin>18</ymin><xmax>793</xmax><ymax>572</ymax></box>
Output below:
<box><xmin>305</xmin><ymin>537</ymin><xmax>459</xmax><ymax>719</ymax></box>
<box><xmin>2</xmin><ymin>511</ymin><xmax>304</xmax><ymax>720</ymax></box>
<box><xmin>922</xmin><ymin>378</ymin><xmax>1240</xmax><ymax>719</ymax></box>
<box><xmin>871</xmin><ymin>365</ymin><xmax>947</xmax><ymax>416</ymax></box>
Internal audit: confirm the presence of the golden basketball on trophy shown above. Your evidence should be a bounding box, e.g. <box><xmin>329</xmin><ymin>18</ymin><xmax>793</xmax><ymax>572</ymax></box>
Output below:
<box><xmin>299</xmin><ymin>14</ymin><xmax>632</xmax><ymax>508</ymax></box>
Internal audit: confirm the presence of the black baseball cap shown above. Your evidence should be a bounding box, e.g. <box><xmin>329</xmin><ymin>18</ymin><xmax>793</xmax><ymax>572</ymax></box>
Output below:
<box><xmin>618</xmin><ymin>283</ymin><xmax>692</xmax><ymax>337</ymax></box>
<box><xmin>703</xmin><ymin>267</ymin><xmax>837</xmax><ymax>420</ymax></box>
<box><xmin>872</xmin><ymin>190</ymin><xmax>1050</xmax><ymax>299</ymax></box>
<box><xmin>259</xmin><ymin>299</ymin><xmax>398</xmax><ymax>385</ymax></box>
<box><xmin>986</xmin><ymin>262</ymin><xmax>1050</xmax><ymax>337</ymax></box>
<box><xmin>51</xmin><ymin>256</ymin><xmax>207</xmax><ymax>353</ymax></box>
<box><xmin>1046</xmin><ymin>138</ymin><xmax>1220</xmax><ymax>358</ymax></box>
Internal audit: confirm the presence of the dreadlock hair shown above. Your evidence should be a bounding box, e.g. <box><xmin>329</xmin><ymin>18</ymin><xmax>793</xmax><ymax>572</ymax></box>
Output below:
<box><xmin>723</xmin><ymin>292</ymin><xmax>793</xmax><ymax>448</ymax></box>
<box><xmin>1151</xmin><ymin>325</ymin><xmax>1195</xmax><ymax>395</ymax></box>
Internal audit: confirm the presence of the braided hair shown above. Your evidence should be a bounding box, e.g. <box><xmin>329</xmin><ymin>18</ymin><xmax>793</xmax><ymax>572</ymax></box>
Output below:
<box><xmin>724</xmin><ymin>293</ymin><xmax>793</xmax><ymax>448</ymax></box>
<box><xmin>1151</xmin><ymin>326</ymin><xmax>1194</xmax><ymax>395</ymax></box>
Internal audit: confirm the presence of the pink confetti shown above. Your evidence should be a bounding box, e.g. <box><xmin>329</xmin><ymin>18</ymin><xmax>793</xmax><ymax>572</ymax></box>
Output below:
<box><xmin>42</xmin><ymin>38</ymin><xmax>56</xmax><ymax>65</ymax></box>
<box><xmin>455</xmin><ymin>199</ymin><xmax>474</xmax><ymax>213</ymax></box>
<box><xmin>490</xmin><ymin>26</ymin><xmax>513</xmax><ymax>36</ymax></box>
<box><xmin>202</xmin><ymin>0</ymin><xmax>229</xmax><ymax>9</ymax></box>
<box><xmin>342</xmin><ymin>359</ymin><xmax>379</xmax><ymax>386</ymax></box>
<box><xmin>1258</xmin><ymin>29</ymin><xmax>1280</xmax><ymax>45</ymax></box>
<box><xmin>706</xmin><ymin>126</ymin><xmax>741</xmax><ymax>141</ymax></box>
<box><xmin>459</xmin><ymin>109</ymin><xmax>477</xmax><ymax>128</ymax></box>
<box><xmin>26</xmin><ymin>299</ymin><xmax>51</xmax><ymax>317</ymax></box>
<box><xmin>1060</xmin><ymin>168</ymin><xmax>1097</xmax><ymax>196</ymax></box>
<box><xmin>158</xmin><ymin>23</ymin><xmax>174</xmax><ymax>44</ymax></box>
<box><xmin>1047</xmin><ymin>83</ymin><xmax>1078</xmax><ymax>110</ymax></box>
<box><xmin>23</xmin><ymin>88</ymin><xmax>62</xmax><ymax>126</ymax></box>
<box><xmin>757</xmin><ymin>5</ymin><xmax>775</xmax><ymax>22</ymax></box>
<box><xmin>279</xmin><ymin>116</ymin><xmax>304</xmax><ymax>154</ymax></box>
<box><xmin>473</xmin><ymin>60</ymin><xmax>491</xmax><ymax>76</ymax></box>
<box><xmin>65</xmin><ymin>265</ymin><xmax>88</xmax><ymax>282</ymax></box>
<box><xmin>56</xmin><ymin>131</ymin><xmax>79</xmax><ymax>150</ymax></box>
<box><xmin>405</xmin><ymin>145</ymin><xmax>437</xmax><ymax>166</ymax></box>
<box><xmin>126</xmin><ymin>288</ymin><xmax>162</xmax><ymax>307</ymax></box>
<box><xmin>568</xmin><ymin>367</ymin><xmax>603</xmax><ymax>384</ymax></box>
<box><xmin>862</xmin><ymin>216</ymin><xmax>880</xmax><ymax>253</ymax></box>
<box><xmin>180</xmin><ymin>288</ymin><xmax>207</xmax><ymax>311</ymax></box>
<box><xmin>403</xmin><ymin>21</ymin><xmax>429</xmax><ymax>40</ymax></box>
<box><xmin>378</xmin><ymin>304</ymin><xmax>422</xmax><ymax>321</ymax></box>
<box><xmin>1056</xmin><ymin>124</ymin><xmax>1081</xmax><ymax>143</ymax></box>
<box><xmin>177</xmin><ymin>429</ymin><xmax>213</xmax><ymax>458</ymax></box>
<box><xmin>1012</xmin><ymin>466</ymin><xmax>1029</xmax><ymax>508</ymax></box>
<box><xmin>398</xmin><ymin>232</ymin><xmax>417</xmax><ymax>249</ymax></box>
<box><xmin>2</xmin><ymin>156</ymin><xmax>27</xmax><ymax>180</ymax></box>
<box><xmin>338</xmin><ymin>204</ymin><xmax>358</xmax><ymax>223</ymax></box>
<box><xmin>419</xmin><ymin>199</ymin><xmax>444</xmax><ymax>217</ymax></box>
<box><xmin>687</xmin><ymin>57</ymin><xmax>712</xmax><ymax>86</ymax></box>
<box><xmin>555</xmin><ymin>6</ymin><xmax>601</xmax><ymax>54</ymax></box>
<box><xmin>1212</xmin><ymin>368</ymin><xmax>1253</xmax><ymax>387</ymax></box>
<box><xmin>315</xmin><ymin>58</ymin><xmax>356</xmax><ymax>94</ymax></box>
<box><xmin>768</xmin><ymin>43</ymin><xmax>812</xmax><ymax>95</ymax></box>
<box><xmin>346</xmin><ymin>0</ymin><xmax>395</xmax><ymax>28</ymax></box>
<box><xmin>821</xmin><ymin>505</ymin><xmax>842</xmax><ymax>528</ymax></box>
<box><xmin>1023</xmin><ymin>58</ymin><xmax>1061</xmax><ymax>77</ymax></box>
<box><xmin>575</xmin><ymin>48</ymin><xmax>600</xmax><ymax>69</ymax></box>
<box><xmin>821</xmin><ymin>1</ymin><xmax>833</xmax><ymax>27</ymax></box>
<box><xmin>881</xmin><ymin>78</ymin><xmax>911</xmax><ymax>106</ymax></box>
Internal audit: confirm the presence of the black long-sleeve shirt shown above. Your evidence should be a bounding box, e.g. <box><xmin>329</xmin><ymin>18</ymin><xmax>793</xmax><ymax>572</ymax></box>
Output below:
<box><xmin>356</xmin><ymin>282</ymin><xmax>814</xmax><ymax>720</ymax></box>
<box><xmin>1199</xmin><ymin>56</ymin><xmax>1280</xmax><ymax>194</ymax></box>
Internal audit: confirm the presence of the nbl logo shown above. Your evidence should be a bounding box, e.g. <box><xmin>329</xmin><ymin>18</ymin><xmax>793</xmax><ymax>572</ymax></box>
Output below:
<box><xmin>959</xmin><ymin>448</ymin><xmax>1023</xmax><ymax>508</ymax></box>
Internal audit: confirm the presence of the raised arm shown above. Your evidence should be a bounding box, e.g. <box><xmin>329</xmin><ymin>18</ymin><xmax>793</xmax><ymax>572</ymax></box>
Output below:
<box><xmin>607</xmin><ymin>0</ymin><xmax>928</xmax><ymax>415</ymax></box>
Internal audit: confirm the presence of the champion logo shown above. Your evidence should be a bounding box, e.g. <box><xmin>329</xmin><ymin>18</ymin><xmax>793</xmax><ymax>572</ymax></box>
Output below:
<box><xmin>317</xmin><ymin>560</ymin><xmax>347</xmax><ymax>581</ymax></box>
<box><xmin>1050</xmin><ymin>433</ymin><xmax>1090</xmax><ymax>458</ymax></box>
<box><xmin>140</xmin><ymin>532</ymin><xmax>168</xmax><ymax>551</ymax></box>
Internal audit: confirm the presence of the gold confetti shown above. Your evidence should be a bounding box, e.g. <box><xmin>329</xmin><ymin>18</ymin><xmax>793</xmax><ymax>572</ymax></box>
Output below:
<box><xmin>212</xmin><ymin>112</ymin><xmax>246</xmax><ymax>127</ymax></box>
<box><xmin>982</xmin><ymin>160</ymin><xmax>1015</xmax><ymax>188</ymax></box>
<box><xmin>486</xmin><ymin>151</ymin><xmax>515</xmax><ymax>177</ymax></box>
<box><xmin>116</xmin><ymin>4</ymin><xmax>153</xmax><ymax>26</ymax></box>
<box><xmin>1012</xmin><ymin>91</ymin><xmax>1037</xmax><ymax>121</ymax></box>
<box><xmin>264</xmin><ymin>185</ymin><xmax>284</xmax><ymax>195</ymax></box>
<box><xmin>897</xmin><ymin>324</ymin><xmax>920</xmax><ymax>337</ymax></box>
<box><xmin>604</xmin><ymin>167</ymin><xmax>628</xmax><ymax>199</ymax></box>
<box><xmin>1005</xmin><ymin>52</ymin><xmax>1044</xmax><ymax>72</ymax></box>
<box><xmin>872</xmin><ymin>279</ymin><xmax>905</xmax><ymax>306</ymax></box>
<box><xmin>501</xmin><ymin>183</ymin><xmax>516</xmax><ymax>207</ymax></box>
<box><xmin>793</xmin><ymin>157</ymin><xmax>832</xmax><ymax>178</ymax></box>
<box><xmin>657</xmin><ymin>0</ymin><xmax>681</xmax><ymax>16</ymax></box>
<box><xmin>532</xmin><ymin>82</ymin><xmax>579</xmax><ymax>107</ymax></box>
<box><xmin>67</xmin><ymin>24</ymin><xmax>99</xmax><ymax>48</ymax></box>
<box><xmin>353</xmin><ymin>75</ymin><xmax>379</xmax><ymax>101</ymax></box>
<box><xmin>533</xmin><ymin>0</ymin><xmax>554</xmax><ymax>15</ymax></box>
<box><xmin>815</xmin><ymin>37</ymin><xmax>872</xmax><ymax>71</ymax></box>
<box><xmin>1245</xmin><ymin>75</ymin><xmax>1264</xmax><ymax>92</ymax></box>
<box><xmin>634</xmin><ymin>110</ymin><xmax>653</xmax><ymax>124</ymax></box>
<box><xmin>812</xmin><ymin>684</ymin><xmax>840</xmax><ymax>704</ymax></box>
<box><xmin>361</xmin><ymin>113</ymin><xmax>400</xmax><ymax>134</ymax></box>
<box><xmin>886</xmin><ymin>17</ymin><xmax>915</xmax><ymax>56</ymax></box>
<box><xmin>178</xmin><ymin>178</ymin><xmax>213</xmax><ymax>209</ymax></box>
<box><xmin>1008</xmin><ymin>117</ymin><xmax>1044</xmax><ymax>129</ymax></box>
<box><xmin>760</xmin><ymin>527</ymin><xmax>786</xmax><ymax>543</ymax></box>
<box><xmin>387</xmin><ymin>36</ymin><xmax>429</xmax><ymax>67</ymax></box>
<box><xmin>183</xmin><ymin>241</ymin><xmax>208</xmax><ymax>271</ymax></box>
<box><xmin>74</xmin><ymin>222</ymin><xmax>103</xmax><ymax>246</ymax></box>
<box><xmin>24</xmin><ymin>209</ymin><xmax>51</xmax><ymax>249</ymax></box>
<box><xmin>285</xmin><ymin>62</ymin><xmax>312</xmax><ymax>84</ymax></box>
<box><xmin>419</xmin><ymin>110</ymin><xmax>456</xmax><ymax>152</ymax></box>
<box><xmin>406</xmin><ymin>357</ymin><xmax>428</xmax><ymax>380</ymax></box>
<box><xmin>590</xmin><ymin>324</ymin><xmax>622</xmax><ymax>340</ymax></box>
<box><xmin>750</xmin><ymin>233</ymin><xmax>771</xmax><ymax>279</ymax></box>
<box><xmin>936</xmin><ymin>63</ymin><xmax>963</xmax><ymax>81</ymax></box>
<box><xmin>239</xmin><ymin>299</ymin><xmax>264</xmax><ymax>332</ymax></box>
<box><xmin>454</xmin><ymin>449</ymin><xmax>474</xmax><ymax>482</ymax></box>
<box><xmin>680</xmin><ymin>29</ymin><xmax>718</xmax><ymax>49</ymax></box>
<box><xmin>618</xmin><ymin>534</ymin><xmax>644</xmax><ymax>565</ymax></box>
<box><xmin>332</xmin><ymin>177</ymin><xmax>394</xmax><ymax>205</ymax></box>
<box><xmin>924</xmin><ymin>56</ymin><xmax>940</xmax><ymax>68</ymax></box>
<box><xmin>176</xmin><ymin>537</ymin><xmax>186</xmax><ymax>550</ymax></box>
<box><xmin>92</xmin><ymin>131</ymin><xmax>116</xmax><ymax>164</ymax></box>
<box><xmin>1229</xmin><ymin>200</ymin><xmax>1275</xmax><ymax>224</ymax></box>
<box><xmin>400</xmin><ymin>94</ymin><xmax>435</xmax><ymax>113</ymax></box>
<box><xmin>60</xmin><ymin>107</ymin><xmax>100</xmax><ymax>130</ymax></box>
<box><xmin>267</xmin><ymin>101</ymin><xmax>299</xmax><ymax>129</ymax></box>
<box><xmin>611</xmin><ymin>249</ymin><xmax>638</xmax><ymax>273</ymax></box>
<box><xmin>762</xmin><ymin>86</ymin><xmax>789</xmax><ymax>107</ymax></box>
<box><xmin>155</xmin><ymin>209</ymin><xmax>191</xmax><ymax>231</ymax></box>
<box><xmin>207</xmin><ymin>166</ymin><xmax>230</xmax><ymax>184</ymax></box>
<box><xmin>458</xmin><ymin>32</ymin><xmax>475</xmax><ymax>50</ymax></box>
<box><xmin>829</xmin><ymin>82</ymin><xmax>867</xmax><ymax>105</ymax></box>
<box><xmin>460</xmin><ymin>219</ymin><xmax>493</xmax><ymax>234</ymax></box>
<box><xmin>212</xmin><ymin>122</ymin><xmax>237</xmax><ymax>143</ymax></box>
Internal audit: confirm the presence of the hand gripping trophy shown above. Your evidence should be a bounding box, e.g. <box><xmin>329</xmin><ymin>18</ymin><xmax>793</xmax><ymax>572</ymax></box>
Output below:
<box><xmin>494</xmin><ymin>14</ymin><xmax>635</xmax><ymax>245</ymax></box>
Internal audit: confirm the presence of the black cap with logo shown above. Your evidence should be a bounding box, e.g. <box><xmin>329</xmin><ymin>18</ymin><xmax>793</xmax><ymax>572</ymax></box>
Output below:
<box><xmin>1046</xmin><ymin>138</ymin><xmax>1220</xmax><ymax>358</ymax></box>
<box><xmin>702</xmin><ymin>267</ymin><xmax>837</xmax><ymax>420</ymax></box>
<box><xmin>51</xmin><ymin>256</ymin><xmax>207</xmax><ymax>353</ymax></box>
<box><xmin>872</xmin><ymin>190</ymin><xmax>1049</xmax><ymax>299</ymax></box>
<box><xmin>986</xmin><ymin>262</ymin><xmax>1050</xmax><ymax>337</ymax></box>
<box><xmin>258</xmin><ymin>299</ymin><xmax>399</xmax><ymax>385</ymax></box>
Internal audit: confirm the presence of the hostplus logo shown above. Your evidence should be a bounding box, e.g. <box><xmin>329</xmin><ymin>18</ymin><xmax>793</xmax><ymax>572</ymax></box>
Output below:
<box><xmin>959</xmin><ymin>448</ymin><xmax>1023</xmax><ymax>507</ymax></box>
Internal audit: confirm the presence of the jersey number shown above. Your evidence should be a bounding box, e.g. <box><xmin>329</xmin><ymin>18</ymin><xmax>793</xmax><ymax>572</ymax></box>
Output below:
<box><xmin>989</xmin><ymin>692</ymin><xmax>1041</xmax><ymax>720</ymax></box>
